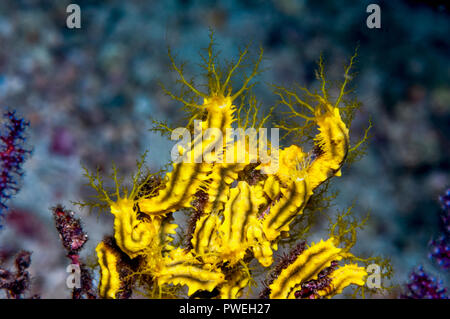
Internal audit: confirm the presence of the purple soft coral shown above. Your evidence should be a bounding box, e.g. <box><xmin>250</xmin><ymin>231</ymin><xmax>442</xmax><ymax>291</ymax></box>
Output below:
<box><xmin>401</xmin><ymin>266</ymin><xmax>448</xmax><ymax>299</ymax></box>
<box><xmin>428</xmin><ymin>189</ymin><xmax>450</xmax><ymax>270</ymax></box>
<box><xmin>402</xmin><ymin>189</ymin><xmax>450</xmax><ymax>299</ymax></box>
<box><xmin>0</xmin><ymin>111</ymin><xmax>30</xmax><ymax>219</ymax></box>
<box><xmin>439</xmin><ymin>189</ymin><xmax>450</xmax><ymax>228</ymax></box>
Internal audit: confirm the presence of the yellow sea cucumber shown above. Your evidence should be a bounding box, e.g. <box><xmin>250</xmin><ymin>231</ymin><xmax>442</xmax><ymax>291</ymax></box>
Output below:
<box><xmin>79</xmin><ymin>34</ymin><xmax>382</xmax><ymax>299</ymax></box>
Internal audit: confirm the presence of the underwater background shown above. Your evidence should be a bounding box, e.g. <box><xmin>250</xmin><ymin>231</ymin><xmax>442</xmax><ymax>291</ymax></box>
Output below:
<box><xmin>0</xmin><ymin>0</ymin><xmax>449</xmax><ymax>298</ymax></box>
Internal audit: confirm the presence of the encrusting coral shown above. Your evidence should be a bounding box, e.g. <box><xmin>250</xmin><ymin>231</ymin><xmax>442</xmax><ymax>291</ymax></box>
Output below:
<box><xmin>76</xmin><ymin>33</ymin><xmax>389</xmax><ymax>299</ymax></box>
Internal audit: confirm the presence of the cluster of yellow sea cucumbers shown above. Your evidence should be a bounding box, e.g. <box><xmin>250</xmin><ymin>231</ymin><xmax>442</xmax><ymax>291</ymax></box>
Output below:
<box><xmin>83</xmin><ymin>36</ymin><xmax>383</xmax><ymax>299</ymax></box>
